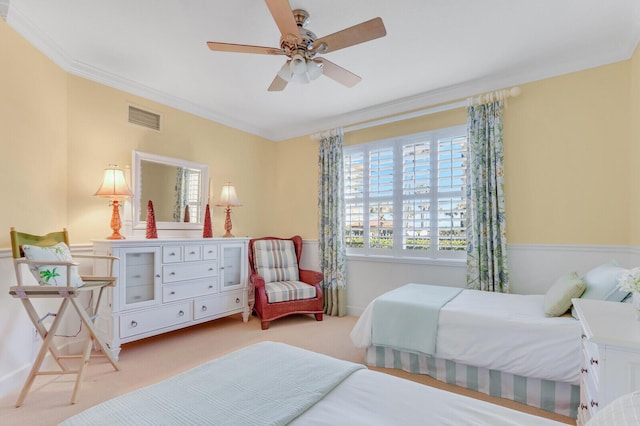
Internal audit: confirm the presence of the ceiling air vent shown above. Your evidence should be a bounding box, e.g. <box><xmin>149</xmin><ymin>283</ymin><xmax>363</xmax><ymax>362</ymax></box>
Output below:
<box><xmin>128</xmin><ymin>105</ymin><xmax>161</xmax><ymax>131</ymax></box>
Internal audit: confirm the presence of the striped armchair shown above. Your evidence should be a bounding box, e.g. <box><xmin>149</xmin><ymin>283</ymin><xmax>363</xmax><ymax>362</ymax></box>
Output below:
<box><xmin>249</xmin><ymin>236</ymin><xmax>323</xmax><ymax>330</ymax></box>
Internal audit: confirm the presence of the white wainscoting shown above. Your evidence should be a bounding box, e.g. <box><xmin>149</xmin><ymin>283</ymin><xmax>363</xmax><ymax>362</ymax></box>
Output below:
<box><xmin>300</xmin><ymin>241</ymin><xmax>640</xmax><ymax>316</ymax></box>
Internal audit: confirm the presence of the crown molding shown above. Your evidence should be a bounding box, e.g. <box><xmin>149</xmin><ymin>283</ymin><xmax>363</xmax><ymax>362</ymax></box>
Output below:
<box><xmin>5</xmin><ymin>2</ymin><xmax>639</xmax><ymax>142</ymax></box>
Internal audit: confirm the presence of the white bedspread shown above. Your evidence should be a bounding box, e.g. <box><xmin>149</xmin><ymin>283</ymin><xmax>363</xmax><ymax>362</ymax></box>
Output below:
<box><xmin>351</xmin><ymin>288</ymin><xmax>582</xmax><ymax>384</ymax></box>
<box><xmin>293</xmin><ymin>369</ymin><xmax>564</xmax><ymax>425</ymax></box>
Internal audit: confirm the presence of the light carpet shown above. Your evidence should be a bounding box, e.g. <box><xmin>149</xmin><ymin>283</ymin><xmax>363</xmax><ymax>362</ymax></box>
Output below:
<box><xmin>0</xmin><ymin>313</ymin><xmax>573</xmax><ymax>425</ymax></box>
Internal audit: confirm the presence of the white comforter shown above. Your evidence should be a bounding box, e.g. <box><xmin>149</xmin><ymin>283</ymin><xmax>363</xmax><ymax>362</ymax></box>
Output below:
<box><xmin>351</xmin><ymin>289</ymin><xmax>582</xmax><ymax>384</ymax></box>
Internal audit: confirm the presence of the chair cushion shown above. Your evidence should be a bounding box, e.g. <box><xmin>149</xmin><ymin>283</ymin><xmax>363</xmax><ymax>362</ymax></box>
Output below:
<box><xmin>22</xmin><ymin>242</ymin><xmax>84</xmax><ymax>287</ymax></box>
<box><xmin>253</xmin><ymin>240</ymin><xmax>299</xmax><ymax>284</ymax></box>
<box><xmin>266</xmin><ymin>281</ymin><xmax>317</xmax><ymax>303</ymax></box>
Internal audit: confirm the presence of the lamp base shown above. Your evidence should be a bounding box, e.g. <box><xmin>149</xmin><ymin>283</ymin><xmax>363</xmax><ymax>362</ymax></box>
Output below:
<box><xmin>106</xmin><ymin>200</ymin><xmax>126</xmax><ymax>240</ymax></box>
<box><xmin>223</xmin><ymin>207</ymin><xmax>234</xmax><ymax>238</ymax></box>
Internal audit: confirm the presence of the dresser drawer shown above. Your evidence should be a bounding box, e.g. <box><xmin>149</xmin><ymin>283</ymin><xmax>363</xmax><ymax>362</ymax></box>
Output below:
<box><xmin>120</xmin><ymin>302</ymin><xmax>191</xmax><ymax>338</ymax></box>
<box><xmin>183</xmin><ymin>245</ymin><xmax>202</xmax><ymax>261</ymax></box>
<box><xmin>163</xmin><ymin>261</ymin><xmax>217</xmax><ymax>283</ymax></box>
<box><xmin>194</xmin><ymin>292</ymin><xmax>245</xmax><ymax>320</ymax></box>
<box><xmin>203</xmin><ymin>244</ymin><xmax>218</xmax><ymax>260</ymax></box>
<box><xmin>162</xmin><ymin>246</ymin><xmax>183</xmax><ymax>263</ymax></box>
<box><xmin>582</xmin><ymin>340</ymin><xmax>601</xmax><ymax>388</ymax></box>
<box><xmin>163</xmin><ymin>278</ymin><xmax>217</xmax><ymax>302</ymax></box>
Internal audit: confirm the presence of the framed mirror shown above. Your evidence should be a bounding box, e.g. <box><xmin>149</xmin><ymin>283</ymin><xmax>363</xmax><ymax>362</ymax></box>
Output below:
<box><xmin>132</xmin><ymin>151</ymin><xmax>209</xmax><ymax>230</ymax></box>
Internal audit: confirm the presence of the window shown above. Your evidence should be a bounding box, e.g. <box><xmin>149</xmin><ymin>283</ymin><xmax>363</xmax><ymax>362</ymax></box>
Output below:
<box><xmin>343</xmin><ymin>125</ymin><xmax>467</xmax><ymax>259</ymax></box>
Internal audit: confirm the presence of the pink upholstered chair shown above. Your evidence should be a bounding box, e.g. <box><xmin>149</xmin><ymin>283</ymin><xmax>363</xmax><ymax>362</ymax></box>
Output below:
<box><xmin>249</xmin><ymin>236</ymin><xmax>323</xmax><ymax>330</ymax></box>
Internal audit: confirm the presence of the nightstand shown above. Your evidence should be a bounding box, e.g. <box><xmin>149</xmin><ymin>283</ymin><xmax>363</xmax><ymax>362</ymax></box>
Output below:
<box><xmin>572</xmin><ymin>298</ymin><xmax>640</xmax><ymax>425</ymax></box>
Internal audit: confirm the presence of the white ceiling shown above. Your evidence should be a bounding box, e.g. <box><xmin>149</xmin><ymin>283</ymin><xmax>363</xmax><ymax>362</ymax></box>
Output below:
<box><xmin>3</xmin><ymin>0</ymin><xmax>640</xmax><ymax>141</ymax></box>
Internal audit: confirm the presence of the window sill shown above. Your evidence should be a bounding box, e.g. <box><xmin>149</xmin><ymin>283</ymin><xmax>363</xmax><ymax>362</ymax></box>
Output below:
<box><xmin>346</xmin><ymin>253</ymin><xmax>467</xmax><ymax>267</ymax></box>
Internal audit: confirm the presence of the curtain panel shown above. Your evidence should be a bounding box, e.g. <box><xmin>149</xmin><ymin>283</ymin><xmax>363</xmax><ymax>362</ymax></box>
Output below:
<box><xmin>318</xmin><ymin>131</ymin><xmax>347</xmax><ymax>316</ymax></box>
<box><xmin>466</xmin><ymin>101</ymin><xmax>509</xmax><ymax>292</ymax></box>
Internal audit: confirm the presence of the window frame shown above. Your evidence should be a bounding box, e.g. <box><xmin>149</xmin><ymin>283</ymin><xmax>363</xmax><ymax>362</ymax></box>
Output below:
<box><xmin>343</xmin><ymin>125</ymin><xmax>467</xmax><ymax>261</ymax></box>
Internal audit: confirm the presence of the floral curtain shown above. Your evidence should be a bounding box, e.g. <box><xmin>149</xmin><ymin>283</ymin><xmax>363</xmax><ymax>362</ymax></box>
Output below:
<box><xmin>318</xmin><ymin>130</ymin><xmax>347</xmax><ymax>316</ymax></box>
<box><xmin>466</xmin><ymin>101</ymin><xmax>509</xmax><ymax>292</ymax></box>
<box><xmin>173</xmin><ymin>167</ymin><xmax>187</xmax><ymax>222</ymax></box>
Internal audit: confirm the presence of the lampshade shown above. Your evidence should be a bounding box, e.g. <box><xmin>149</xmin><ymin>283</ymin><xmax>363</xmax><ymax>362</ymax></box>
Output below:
<box><xmin>94</xmin><ymin>165</ymin><xmax>133</xmax><ymax>198</ymax></box>
<box><xmin>215</xmin><ymin>182</ymin><xmax>241</xmax><ymax>207</ymax></box>
<box><xmin>277</xmin><ymin>58</ymin><xmax>323</xmax><ymax>84</ymax></box>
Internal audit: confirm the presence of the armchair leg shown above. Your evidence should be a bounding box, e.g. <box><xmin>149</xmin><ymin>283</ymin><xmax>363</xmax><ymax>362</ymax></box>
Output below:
<box><xmin>315</xmin><ymin>313</ymin><xmax>323</xmax><ymax>322</ymax></box>
<box><xmin>261</xmin><ymin>321</ymin><xmax>270</xmax><ymax>330</ymax></box>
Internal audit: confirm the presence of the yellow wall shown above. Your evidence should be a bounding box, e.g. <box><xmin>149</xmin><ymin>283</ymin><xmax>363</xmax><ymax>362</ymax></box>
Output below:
<box><xmin>0</xmin><ymin>18</ymin><xmax>68</xmax><ymax>247</ymax></box>
<box><xmin>65</xmin><ymin>76</ymin><xmax>277</xmax><ymax>242</ymax></box>
<box><xmin>1</xmin><ymin>16</ymin><xmax>639</xmax><ymax>248</ymax></box>
<box><xmin>505</xmin><ymin>62</ymin><xmax>631</xmax><ymax>244</ymax></box>
<box><xmin>631</xmin><ymin>44</ymin><xmax>640</xmax><ymax>245</ymax></box>
<box><xmin>276</xmin><ymin>61</ymin><xmax>634</xmax><ymax>245</ymax></box>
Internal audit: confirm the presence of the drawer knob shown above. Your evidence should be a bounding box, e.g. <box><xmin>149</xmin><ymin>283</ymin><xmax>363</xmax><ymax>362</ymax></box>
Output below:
<box><xmin>590</xmin><ymin>358</ymin><xmax>599</xmax><ymax>365</ymax></box>
<box><xmin>201</xmin><ymin>306</ymin><xmax>208</xmax><ymax>312</ymax></box>
<box><xmin>156</xmin><ymin>274</ymin><xmax>161</xmax><ymax>278</ymax></box>
<box><xmin>131</xmin><ymin>320</ymin><xmax>138</xmax><ymax>328</ymax></box>
<box><xmin>169</xmin><ymin>272</ymin><xmax>176</xmax><ymax>276</ymax></box>
<box><xmin>581</xmin><ymin>334</ymin><xmax>586</xmax><ymax>340</ymax></box>
<box><xmin>580</xmin><ymin>367</ymin><xmax>588</xmax><ymax>374</ymax></box>
<box><xmin>580</xmin><ymin>403</ymin><xmax>588</xmax><ymax>410</ymax></box>
<box><xmin>208</xmin><ymin>285</ymin><xmax>213</xmax><ymax>289</ymax></box>
<box><xmin>208</xmin><ymin>268</ymin><xmax>214</xmax><ymax>271</ymax></box>
<box><xmin>178</xmin><ymin>310</ymin><xmax>185</xmax><ymax>317</ymax></box>
<box><xmin>169</xmin><ymin>252</ymin><xmax>176</xmax><ymax>256</ymax></box>
<box><xmin>170</xmin><ymin>291</ymin><xmax>175</xmax><ymax>295</ymax></box>
<box><xmin>133</xmin><ymin>274</ymin><xmax>141</xmax><ymax>278</ymax></box>
<box><xmin>236</xmin><ymin>298</ymin><xmax>240</xmax><ymax>304</ymax></box>
<box><xmin>591</xmin><ymin>400</ymin><xmax>599</xmax><ymax>408</ymax></box>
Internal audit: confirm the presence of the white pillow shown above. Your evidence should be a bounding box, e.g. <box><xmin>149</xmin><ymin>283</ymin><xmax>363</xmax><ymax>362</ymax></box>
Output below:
<box><xmin>544</xmin><ymin>272</ymin><xmax>586</xmax><ymax>317</ymax></box>
<box><xmin>571</xmin><ymin>260</ymin><xmax>629</xmax><ymax>318</ymax></box>
<box><xmin>22</xmin><ymin>242</ymin><xmax>84</xmax><ymax>287</ymax></box>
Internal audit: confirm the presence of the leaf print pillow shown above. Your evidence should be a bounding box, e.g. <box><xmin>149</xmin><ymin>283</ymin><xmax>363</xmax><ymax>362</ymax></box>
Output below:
<box><xmin>22</xmin><ymin>242</ymin><xmax>84</xmax><ymax>287</ymax></box>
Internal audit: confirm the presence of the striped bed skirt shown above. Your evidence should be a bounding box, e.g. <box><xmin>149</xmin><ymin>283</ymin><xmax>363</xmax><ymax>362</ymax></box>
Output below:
<box><xmin>366</xmin><ymin>345</ymin><xmax>579</xmax><ymax>419</ymax></box>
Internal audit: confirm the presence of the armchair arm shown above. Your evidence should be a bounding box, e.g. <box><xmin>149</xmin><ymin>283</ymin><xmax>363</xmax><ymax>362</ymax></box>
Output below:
<box><xmin>250</xmin><ymin>273</ymin><xmax>266</xmax><ymax>289</ymax></box>
<box><xmin>299</xmin><ymin>269</ymin><xmax>323</xmax><ymax>286</ymax></box>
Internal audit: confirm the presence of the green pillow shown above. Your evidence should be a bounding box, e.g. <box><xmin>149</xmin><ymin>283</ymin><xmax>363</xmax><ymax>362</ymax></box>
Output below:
<box><xmin>544</xmin><ymin>272</ymin><xmax>586</xmax><ymax>317</ymax></box>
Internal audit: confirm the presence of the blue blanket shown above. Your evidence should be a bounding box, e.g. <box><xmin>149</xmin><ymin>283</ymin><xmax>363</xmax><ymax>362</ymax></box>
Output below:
<box><xmin>372</xmin><ymin>283</ymin><xmax>462</xmax><ymax>355</ymax></box>
<box><xmin>60</xmin><ymin>342</ymin><xmax>364</xmax><ymax>426</ymax></box>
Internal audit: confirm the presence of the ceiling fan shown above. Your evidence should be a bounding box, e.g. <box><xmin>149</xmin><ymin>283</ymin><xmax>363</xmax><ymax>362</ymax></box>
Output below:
<box><xmin>206</xmin><ymin>0</ymin><xmax>387</xmax><ymax>91</ymax></box>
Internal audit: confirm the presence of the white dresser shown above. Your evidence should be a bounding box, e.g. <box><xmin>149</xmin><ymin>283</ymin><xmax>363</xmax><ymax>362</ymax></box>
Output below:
<box><xmin>573</xmin><ymin>298</ymin><xmax>640</xmax><ymax>425</ymax></box>
<box><xmin>93</xmin><ymin>238</ymin><xmax>250</xmax><ymax>359</ymax></box>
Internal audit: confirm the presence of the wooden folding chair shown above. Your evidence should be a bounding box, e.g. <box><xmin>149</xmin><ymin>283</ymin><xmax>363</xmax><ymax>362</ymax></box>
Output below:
<box><xmin>8</xmin><ymin>227</ymin><xmax>120</xmax><ymax>407</ymax></box>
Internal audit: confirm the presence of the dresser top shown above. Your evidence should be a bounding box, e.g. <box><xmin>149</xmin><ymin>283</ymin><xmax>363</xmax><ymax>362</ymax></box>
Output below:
<box><xmin>92</xmin><ymin>237</ymin><xmax>249</xmax><ymax>246</ymax></box>
<box><xmin>573</xmin><ymin>298</ymin><xmax>640</xmax><ymax>350</ymax></box>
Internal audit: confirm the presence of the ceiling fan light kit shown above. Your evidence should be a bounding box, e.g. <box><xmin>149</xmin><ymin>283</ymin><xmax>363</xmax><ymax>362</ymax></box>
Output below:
<box><xmin>206</xmin><ymin>0</ymin><xmax>387</xmax><ymax>91</ymax></box>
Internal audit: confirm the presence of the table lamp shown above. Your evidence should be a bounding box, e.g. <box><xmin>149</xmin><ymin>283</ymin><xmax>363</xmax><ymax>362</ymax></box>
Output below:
<box><xmin>215</xmin><ymin>182</ymin><xmax>241</xmax><ymax>238</ymax></box>
<box><xmin>94</xmin><ymin>164</ymin><xmax>133</xmax><ymax>239</ymax></box>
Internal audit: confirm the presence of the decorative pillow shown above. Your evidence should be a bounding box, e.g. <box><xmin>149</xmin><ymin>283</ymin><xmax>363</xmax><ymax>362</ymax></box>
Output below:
<box><xmin>544</xmin><ymin>272</ymin><xmax>586</xmax><ymax>317</ymax></box>
<box><xmin>252</xmin><ymin>240</ymin><xmax>299</xmax><ymax>284</ymax></box>
<box><xmin>582</xmin><ymin>260</ymin><xmax>629</xmax><ymax>301</ymax></box>
<box><xmin>22</xmin><ymin>242</ymin><xmax>84</xmax><ymax>287</ymax></box>
<box><xmin>571</xmin><ymin>260</ymin><xmax>629</xmax><ymax>318</ymax></box>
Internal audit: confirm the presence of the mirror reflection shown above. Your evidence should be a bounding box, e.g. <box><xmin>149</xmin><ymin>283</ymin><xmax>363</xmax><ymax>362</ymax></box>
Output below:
<box><xmin>132</xmin><ymin>151</ymin><xmax>209</xmax><ymax>230</ymax></box>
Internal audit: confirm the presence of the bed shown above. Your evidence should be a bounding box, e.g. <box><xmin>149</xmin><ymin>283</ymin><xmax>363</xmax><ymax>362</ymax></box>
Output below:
<box><xmin>350</xmin><ymin>283</ymin><xmax>584</xmax><ymax>419</ymax></box>
<box><xmin>60</xmin><ymin>341</ymin><xmax>564</xmax><ymax>425</ymax></box>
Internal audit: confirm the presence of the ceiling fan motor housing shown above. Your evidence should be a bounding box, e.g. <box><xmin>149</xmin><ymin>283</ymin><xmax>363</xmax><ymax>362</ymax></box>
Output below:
<box><xmin>279</xmin><ymin>9</ymin><xmax>318</xmax><ymax>59</ymax></box>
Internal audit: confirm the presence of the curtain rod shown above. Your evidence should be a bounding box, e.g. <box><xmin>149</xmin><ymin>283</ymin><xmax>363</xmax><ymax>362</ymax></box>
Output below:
<box><xmin>335</xmin><ymin>86</ymin><xmax>521</xmax><ymax>135</ymax></box>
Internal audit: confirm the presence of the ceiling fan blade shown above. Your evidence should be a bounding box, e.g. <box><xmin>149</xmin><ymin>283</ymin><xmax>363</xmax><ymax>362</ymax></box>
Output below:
<box><xmin>268</xmin><ymin>74</ymin><xmax>288</xmax><ymax>91</ymax></box>
<box><xmin>317</xmin><ymin>58</ymin><xmax>361</xmax><ymax>88</ymax></box>
<box><xmin>207</xmin><ymin>42</ymin><xmax>284</xmax><ymax>55</ymax></box>
<box><xmin>314</xmin><ymin>17</ymin><xmax>386</xmax><ymax>54</ymax></box>
<box><xmin>264</xmin><ymin>0</ymin><xmax>300</xmax><ymax>42</ymax></box>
